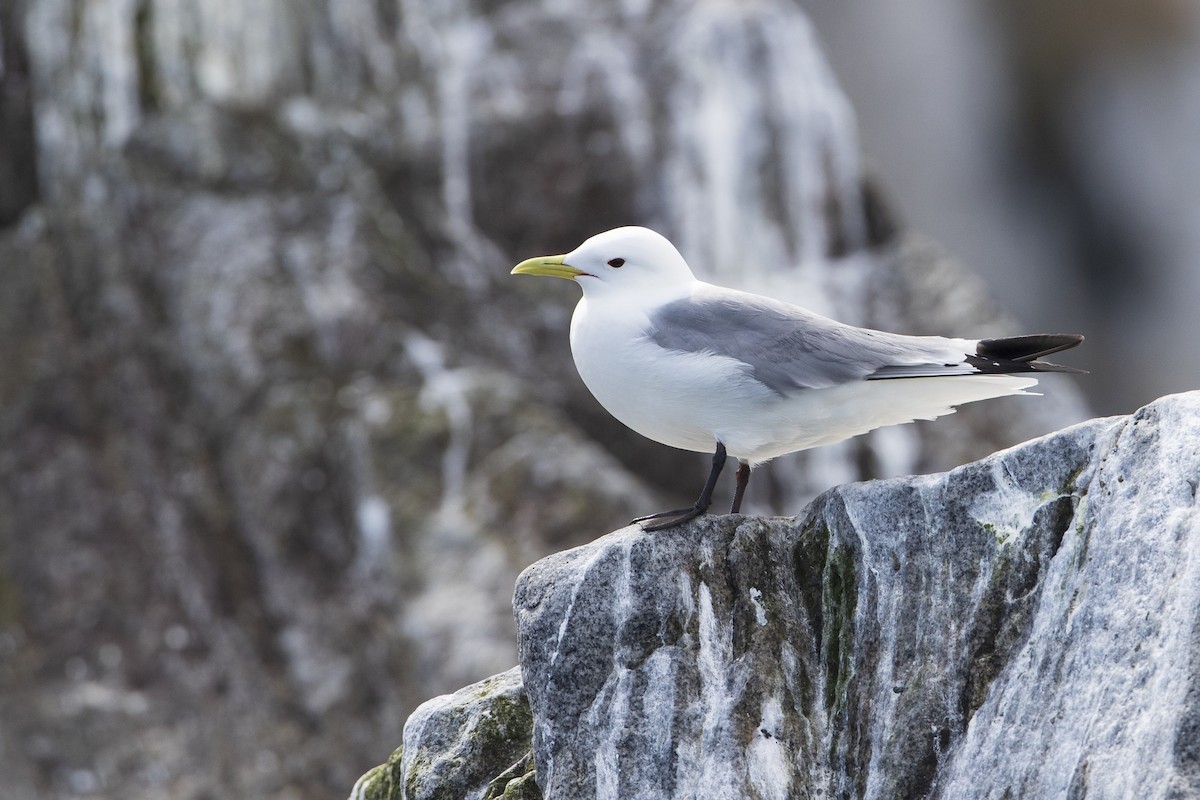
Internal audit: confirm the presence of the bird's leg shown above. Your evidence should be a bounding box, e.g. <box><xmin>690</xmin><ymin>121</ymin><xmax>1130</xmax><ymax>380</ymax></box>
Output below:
<box><xmin>634</xmin><ymin>443</ymin><xmax>727</xmax><ymax>531</ymax></box>
<box><xmin>730</xmin><ymin>462</ymin><xmax>751</xmax><ymax>513</ymax></box>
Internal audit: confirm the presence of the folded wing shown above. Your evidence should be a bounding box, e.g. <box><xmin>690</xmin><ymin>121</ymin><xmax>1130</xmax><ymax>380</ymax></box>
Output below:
<box><xmin>647</xmin><ymin>285</ymin><xmax>1083</xmax><ymax>395</ymax></box>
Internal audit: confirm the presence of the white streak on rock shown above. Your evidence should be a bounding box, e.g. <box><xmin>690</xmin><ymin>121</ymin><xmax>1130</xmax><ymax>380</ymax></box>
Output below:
<box><xmin>750</xmin><ymin>587</ymin><xmax>768</xmax><ymax>626</ymax></box>
<box><xmin>748</xmin><ymin>696</ymin><xmax>791</xmax><ymax>800</ymax></box>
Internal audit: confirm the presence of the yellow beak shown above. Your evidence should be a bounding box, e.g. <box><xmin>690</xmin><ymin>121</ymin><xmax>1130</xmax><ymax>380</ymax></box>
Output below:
<box><xmin>510</xmin><ymin>254</ymin><xmax>587</xmax><ymax>280</ymax></box>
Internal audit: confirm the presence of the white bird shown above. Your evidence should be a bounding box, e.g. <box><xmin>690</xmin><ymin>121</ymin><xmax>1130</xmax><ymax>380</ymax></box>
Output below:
<box><xmin>512</xmin><ymin>226</ymin><xmax>1083</xmax><ymax>530</ymax></box>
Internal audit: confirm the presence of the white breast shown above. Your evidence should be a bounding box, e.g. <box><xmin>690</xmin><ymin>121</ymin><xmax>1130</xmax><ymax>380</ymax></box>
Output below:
<box><xmin>569</xmin><ymin>295</ymin><xmax>777</xmax><ymax>455</ymax></box>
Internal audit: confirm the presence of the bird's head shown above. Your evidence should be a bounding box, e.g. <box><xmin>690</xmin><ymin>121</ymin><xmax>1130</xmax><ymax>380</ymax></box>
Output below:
<box><xmin>511</xmin><ymin>226</ymin><xmax>696</xmax><ymax>298</ymax></box>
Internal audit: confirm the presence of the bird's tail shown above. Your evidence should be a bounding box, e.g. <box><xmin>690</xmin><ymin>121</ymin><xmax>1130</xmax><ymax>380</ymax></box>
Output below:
<box><xmin>971</xmin><ymin>334</ymin><xmax>1085</xmax><ymax>374</ymax></box>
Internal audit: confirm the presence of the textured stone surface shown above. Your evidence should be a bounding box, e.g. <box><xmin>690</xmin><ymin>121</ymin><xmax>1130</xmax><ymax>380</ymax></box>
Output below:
<box><xmin>508</xmin><ymin>391</ymin><xmax>1200</xmax><ymax>799</ymax></box>
<box><xmin>349</xmin><ymin>667</ymin><xmax>537</xmax><ymax>800</ymax></box>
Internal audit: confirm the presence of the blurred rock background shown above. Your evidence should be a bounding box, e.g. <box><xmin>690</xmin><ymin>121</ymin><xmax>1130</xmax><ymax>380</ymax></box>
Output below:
<box><xmin>807</xmin><ymin>0</ymin><xmax>1200</xmax><ymax>413</ymax></box>
<box><xmin>0</xmin><ymin>1</ymin><xmax>1187</xmax><ymax>798</ymax></box>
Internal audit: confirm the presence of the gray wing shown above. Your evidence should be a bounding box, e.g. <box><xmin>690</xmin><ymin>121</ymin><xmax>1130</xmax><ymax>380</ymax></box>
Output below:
<box><xmin>646</xmin><ymin>287</ymin><xmax>975</xmax><ymax>394</ymax></box>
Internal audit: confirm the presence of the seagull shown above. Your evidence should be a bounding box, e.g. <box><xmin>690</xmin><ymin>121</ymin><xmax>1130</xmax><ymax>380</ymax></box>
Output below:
<box><xmin>512</xmin><ymin>226</ymin><xmax>1083</xmax><ymax>531</ymax></box>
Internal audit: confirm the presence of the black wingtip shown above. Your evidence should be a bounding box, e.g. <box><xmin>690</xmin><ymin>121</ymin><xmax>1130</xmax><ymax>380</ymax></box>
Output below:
<box><xmin>1026</xmin><ymin>359</ymin><xmax>1089</xmax><ymax>375</ymax></box>
<box><xmin>966</xmin><ymin>334</ymin><xmax>1086</xmax><ymax>375</ymax></box>
<box><xmin>977</xmin><ymin>334</ymin><xmax>1084</xmax><ymax>363</ymax></box>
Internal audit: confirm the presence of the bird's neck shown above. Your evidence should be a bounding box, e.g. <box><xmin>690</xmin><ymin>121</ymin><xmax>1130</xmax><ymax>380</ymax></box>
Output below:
<box><xmin>578</xmin><ymin>279</ymin><xmax>696</xmax><ymax>311</ymax></box>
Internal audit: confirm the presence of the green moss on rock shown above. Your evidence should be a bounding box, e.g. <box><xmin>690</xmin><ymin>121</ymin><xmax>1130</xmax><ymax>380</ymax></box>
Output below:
<box><xmin>350</xmin><ymin>667</ymin><xmax>536</xmax><ymax>800</ymax></box>
<box><xmin>822</xmin><ymin>540</ymin><xmax>858</xmax><ymax>712</ymax></box>
<box><xmin>483</xmin><ymin>751</ymin><xmax>541</xmax><ymax>800</ymax></box>
<box><xmin>348</xmin><ymin>746</ymin><xmax>404</xmax><ymax>800</ymax></box>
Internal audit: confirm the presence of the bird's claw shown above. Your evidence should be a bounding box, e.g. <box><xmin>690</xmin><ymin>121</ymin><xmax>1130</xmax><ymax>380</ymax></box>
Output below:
<box><xmin>631</xmin><ymin>505</ymin><xmax>697</xmax><ymax>524</ymax></box>
<box><xmin>634</xmin><ymin>505</ymin><xmax>708</xmax><ymax>532</ymax></box>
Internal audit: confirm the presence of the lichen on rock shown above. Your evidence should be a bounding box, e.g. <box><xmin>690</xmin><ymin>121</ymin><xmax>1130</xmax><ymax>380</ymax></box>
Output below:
<box><xmin>351</xmin><ymin>667</ymin><xmax>537</xmax><ymax>800</ymax></box>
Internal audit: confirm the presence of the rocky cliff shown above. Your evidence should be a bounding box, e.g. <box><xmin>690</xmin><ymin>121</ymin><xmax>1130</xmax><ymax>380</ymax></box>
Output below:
<box><xmin>360</xmin><ymin>391</ymin><xmax>1200</xmax><ymax>800</ymax></box>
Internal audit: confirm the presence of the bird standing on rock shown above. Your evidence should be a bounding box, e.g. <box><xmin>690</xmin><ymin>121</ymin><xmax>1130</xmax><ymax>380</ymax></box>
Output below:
<box><xmin>512</xmin><ymin>226</ymin><xmax>1083</xmax><ymax>531</ymax></box>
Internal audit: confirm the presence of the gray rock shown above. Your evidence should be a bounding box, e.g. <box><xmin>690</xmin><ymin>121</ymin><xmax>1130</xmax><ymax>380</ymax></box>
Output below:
<box><xmin>509</xmin><ymin>391</ymin><xmax>1200</xmax><ymax>799</ymax></box>
<box><xmin>350</xmin><ymin>667</ymin><xmax>537</xmax><ymax>800</ymax></box>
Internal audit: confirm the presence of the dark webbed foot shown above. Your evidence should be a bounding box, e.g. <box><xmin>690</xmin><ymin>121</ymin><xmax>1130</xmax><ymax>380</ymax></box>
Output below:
<box><xmin>631</xmin><ymin>506</ymin><xmax>701</xmax><ymax>524</ymax></box>
<box><xmin>633</xmin><ymin>444</ymin><xmax>727</xmax><ymax>532</ymax></box>
<box><xmin>637</xmin><ymin>505</ymin><xmax>709</xmax><ymax>532</ymax></box>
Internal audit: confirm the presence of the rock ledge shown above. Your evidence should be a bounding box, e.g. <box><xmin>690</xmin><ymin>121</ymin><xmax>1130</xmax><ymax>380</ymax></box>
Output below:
<box><xmin>357</xmin><ymin>391</ymin><xmax>1200</xmax><ymax>800</ymax></box>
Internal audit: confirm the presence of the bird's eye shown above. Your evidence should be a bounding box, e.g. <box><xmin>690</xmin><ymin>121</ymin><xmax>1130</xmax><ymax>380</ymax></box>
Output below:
<box><xmin>607</xmin><ymin>258</ymin><xmax>625</xmax><ymax>268</ymax></box>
